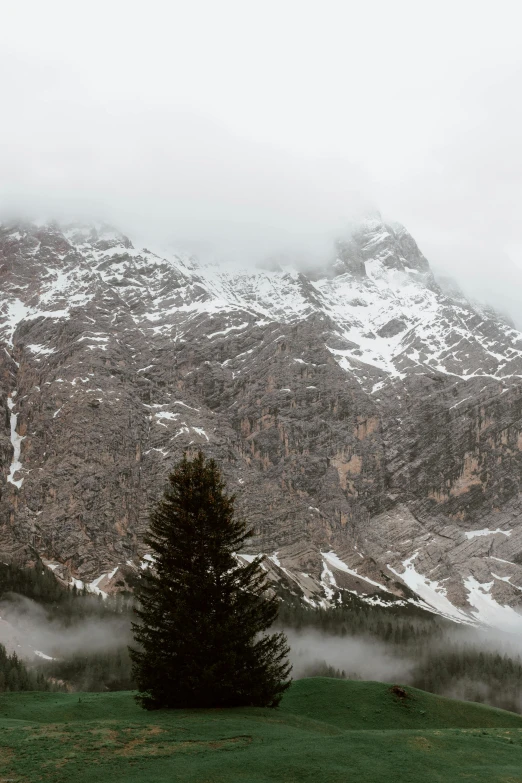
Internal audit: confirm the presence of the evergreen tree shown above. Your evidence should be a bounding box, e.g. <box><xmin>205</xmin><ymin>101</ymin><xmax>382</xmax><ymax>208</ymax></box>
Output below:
<box><xmin>130</xmin><ymin>451</ymin><xmax>291</xmax><ymax>710</ymax></box>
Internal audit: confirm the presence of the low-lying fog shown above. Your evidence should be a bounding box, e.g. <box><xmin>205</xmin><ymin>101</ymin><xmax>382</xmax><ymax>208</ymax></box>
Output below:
<box><xmin>2</xmin><ymin>590</ymin><xmax>522</xmax><ymax>712</ymax></box>
<box><xmin>0</xmin><ymin>594</ymin><xmax>130</xmax><ymax>660</ymax></box>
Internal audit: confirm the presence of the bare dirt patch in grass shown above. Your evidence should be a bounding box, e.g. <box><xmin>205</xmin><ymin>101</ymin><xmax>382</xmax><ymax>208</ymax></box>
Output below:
<box><xmin>115</xmin><ymin>732</ymin><xmax>253</xmax><ymax>757</ymax></box>
<box><xmin>22</xmin><ymin>723</ymin><xmax>252</xmax><ymax>762</ymax></box>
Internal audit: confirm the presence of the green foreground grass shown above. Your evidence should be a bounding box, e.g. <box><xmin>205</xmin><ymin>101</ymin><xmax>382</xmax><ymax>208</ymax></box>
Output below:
<box><xmin>1</xmin><ymin>678</ymin><xmax>522</xmax><ymax>782</ymax></box>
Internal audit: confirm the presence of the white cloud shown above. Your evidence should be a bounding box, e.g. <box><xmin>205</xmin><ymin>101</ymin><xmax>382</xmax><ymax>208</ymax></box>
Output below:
<box><xmin>2</xmin><ymin>0</ymin><xmax>522</xmax><ymax>320</ymax></box>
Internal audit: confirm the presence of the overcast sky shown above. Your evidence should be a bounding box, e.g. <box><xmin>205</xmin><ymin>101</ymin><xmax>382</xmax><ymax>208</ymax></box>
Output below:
<box><xmin>3</xmin><ymin>0</ymin><xmax>522</xmax><ymax>322</ymax></box>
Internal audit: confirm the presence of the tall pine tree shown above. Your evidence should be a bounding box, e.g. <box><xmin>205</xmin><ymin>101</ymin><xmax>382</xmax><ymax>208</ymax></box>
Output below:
<box><xmin>130</xmin><ymin>451</ymin><xmax>291</xmax><ymax>709</ymax></box>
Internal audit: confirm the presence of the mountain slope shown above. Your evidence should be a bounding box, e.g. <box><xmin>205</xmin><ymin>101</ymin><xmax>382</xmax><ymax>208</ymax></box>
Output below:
<box><xmin>1</xmin><ymin>217</ymin><xmax>522</xmax><ymax>630</ymax></box>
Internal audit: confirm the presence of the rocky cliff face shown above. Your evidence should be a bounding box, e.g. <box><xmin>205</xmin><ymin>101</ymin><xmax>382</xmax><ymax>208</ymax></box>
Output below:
<box><xmin>2</xmin><ymin>217</ymin><xmax>522</xmax><ymax>630</ymax></box>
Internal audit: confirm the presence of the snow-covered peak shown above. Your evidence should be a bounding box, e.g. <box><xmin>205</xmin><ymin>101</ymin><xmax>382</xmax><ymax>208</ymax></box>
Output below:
<box><xmin>63</xmin><ymin>221</ymin><xmax>133</xmax><ymax>251</ymax></box>
<box><xmin>1</xmin><ymin>218</ymin><xmax>521</xmax><ymax>392</ymax></box>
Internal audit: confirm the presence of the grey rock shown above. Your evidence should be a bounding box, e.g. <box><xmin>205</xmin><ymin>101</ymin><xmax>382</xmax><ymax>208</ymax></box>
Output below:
<box><xmin>0</xmin><ymin>218</ymin><xmax>522</xmax><ymax>630</ymax></box>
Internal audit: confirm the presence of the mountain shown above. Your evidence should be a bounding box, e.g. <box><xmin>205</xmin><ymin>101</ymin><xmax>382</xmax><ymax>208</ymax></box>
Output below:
<box><xmin>1</xmin><ymin>216</ymin><xmax>522</xmax><ymax>630</ymax></box>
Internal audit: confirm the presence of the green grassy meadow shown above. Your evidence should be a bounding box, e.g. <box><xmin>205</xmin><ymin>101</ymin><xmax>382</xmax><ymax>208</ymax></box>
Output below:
<box><xmin>1</xmin><ymin>678</ymin><xmax>522</xmax><ymax>782</ymax></box>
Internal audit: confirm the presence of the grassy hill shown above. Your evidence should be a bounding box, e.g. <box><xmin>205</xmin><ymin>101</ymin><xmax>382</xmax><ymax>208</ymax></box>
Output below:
<box><xmin>282</xmin><ymin>677</ymin><xmax>522</xmax><ymax>730</ymax></box>
<box><xmin>0</xmin><ymin>679</ymin><xmax>522</xmax><ymax>782</ymax></box>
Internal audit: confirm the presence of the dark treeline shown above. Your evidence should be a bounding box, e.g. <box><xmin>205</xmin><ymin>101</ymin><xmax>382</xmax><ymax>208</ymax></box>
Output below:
<box><xmin>276</xmin><ymin>590</ymin><xmax>447</xmax><ymax>645</ymax></box>
<box><xmin>411</xmin><ymin>645</ymin><xmax>522</xmax><ymax>714</ymax></box>
<box><xmin>40</xmin><ymin>649</ymin><xmax>134</xmax><ymax>692</ymax></box>
<box><xmin>0</xmin><ymin>643</ymin><xmax>57</xmax><ymax>693</ymax></box>
<box><xmin>0</xmin><ymin>560</ymin><xmax>132</xmax><ymax>623</ymax></box>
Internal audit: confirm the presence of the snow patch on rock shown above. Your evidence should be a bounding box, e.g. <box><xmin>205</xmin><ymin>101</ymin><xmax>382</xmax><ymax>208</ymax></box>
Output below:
<box><xmin>7</xmin><ymin>394</ymin><xmax>24</xmax><ymax>489</ymax></box>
